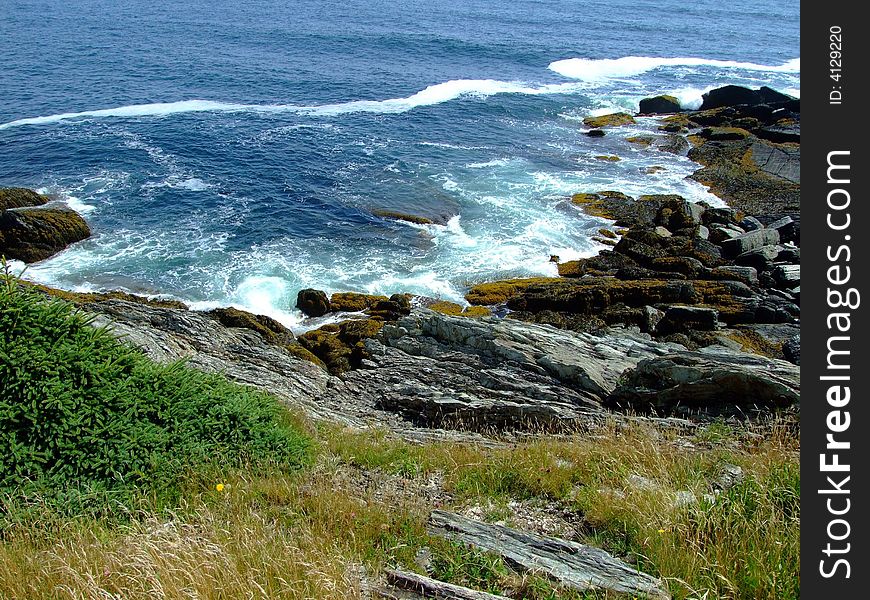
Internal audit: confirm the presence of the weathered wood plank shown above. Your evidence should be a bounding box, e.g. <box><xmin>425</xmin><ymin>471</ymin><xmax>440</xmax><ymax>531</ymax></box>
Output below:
<box><xmin>378</xmin><ymin>568</ymin><xmax>510</xmax><ymax>599</ymax></box>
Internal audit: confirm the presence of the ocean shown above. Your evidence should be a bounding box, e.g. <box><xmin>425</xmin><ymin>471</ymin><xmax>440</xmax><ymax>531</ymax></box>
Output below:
<box><xmin>0</xmin><ymin>0</ymin><xmax>800</xmax><ymax>329</ymax></box>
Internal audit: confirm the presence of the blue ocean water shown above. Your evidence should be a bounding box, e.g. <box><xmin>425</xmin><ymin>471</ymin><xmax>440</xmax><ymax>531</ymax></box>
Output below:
<box><xmin>0</xmin><ymin>0</ymin><xmax>800</xmax><ymax>328</ymax></box>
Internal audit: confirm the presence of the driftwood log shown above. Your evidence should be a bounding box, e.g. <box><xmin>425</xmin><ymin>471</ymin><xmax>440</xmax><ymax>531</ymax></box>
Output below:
<box><xmin>378</xmin><ymin>569</ymin><xmax>510</xmax><ymax>599</ymax></box>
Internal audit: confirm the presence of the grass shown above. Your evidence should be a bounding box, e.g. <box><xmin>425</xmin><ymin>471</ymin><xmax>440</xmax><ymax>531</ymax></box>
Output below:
<box><xmin>0</xmin><ymin>269</ymin><xmax>799</xmax><ymax>599</ymax></box>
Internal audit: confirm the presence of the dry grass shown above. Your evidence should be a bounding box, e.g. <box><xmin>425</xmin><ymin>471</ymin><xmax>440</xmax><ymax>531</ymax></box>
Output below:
<box><xmin>0</xmin><ymin>419</ymin><xmax>799</xmax><ymax>600</ymax></box>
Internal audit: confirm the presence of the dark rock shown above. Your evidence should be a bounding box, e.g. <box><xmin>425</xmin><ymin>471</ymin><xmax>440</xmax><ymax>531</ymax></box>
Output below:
<box><xmin>0</xmin><ymin>207</ymin><xmax>91</xmax><ymax>263</ymax></box>
<box><xmin>767</xmin><ymin>216</ymin><xmax>798</xmax><ymax>243</ymax></box>
<box><xmin>708</xmin><ymin>225</ymin><xmax>744</xmax><ymax>244</ymax></box>
<box><xmin>296</xmin><ymin>288</ymin><xmax>331</xmax><ymax>317</ymax></box>
<box><xmin>606</xmin><ymin>351</ymin><xmax>800</xmax><ymax>417</ymax></box>
<box><xmin>735</xmin><ymin>245</ymin><xmax>782</xmax><ymax>270</ymax></box>
<box><xmin>585</xmin><ymin>129</ymin><xmax>606</xmax><ymax>137</ymax></box>
<box><xmin>772</xmin><ymin>264</ymin><xmax>800</xmax><ymax>286</ymax></box>
<box><xmin>709</xmin><ymin>265</ymin><xmax>759</xmax><ymax>286</ymax></box>
<box><xmin>749</xmin><ymin>140</ymin><xmax>800</xmax><ymax>184</ymax></box>
<box><xmin>701</xmin><ymin>206</ymin><xmax>741</xmax><ymax>227</ymax></box>
<box><xmin>639</xmin><ymin>95</ymin><xmax>683</xmax><ymax>114</ymax></box>
<box><xmin>739</xmin><ymin>216</ymin><xmax>764</xmax><ymax>231</ymax></box>
<box><xmin>778</xmin><ymin>246</ymin><xmax>801</xmax><ymax>263</ymax></box>
<box><xmin>755</xmin><ymin>296</ymin><xmax>800</xmax><ymax>323</ymax></box>
<box><xmin>649</xmin><ymin>256</ymin><xmax>706</xmax><ymax>278</ymax></box>
<box><xmin>583</xmin><ymin>113</ymin><xmax>636</xmax><ymax>128</ymax></box>
<box><xmin>688</xmin><ymin>138</ymin><xmax>800</xmax><ymax>218</ymax></box>
<box><xmin>390</xmin><ymin>293</ymin><xmax>412</xmax><ymax>310</ymax></box>
<box><xmin>652</xmin><ymin>134</ymin><xmax>690</xmax><ymax>155</ymax></box>
<box><xmin>755</xmin><ymin>123</ymin><xmax>800</xmax><ymax>144</ymax></box>
<box><xmin>783</xmin><ymin>334</ymin><xmax>800</xmax><ymax>365</ymax></box>
<box><xmin>372</xmin><ymin>209</ymin><xmax>436</xmax><ymax>225</ymax></box>
<box><xmin>699</xmin><ymin>85</ymin><xmax>795</xmax><ymax>111</ymax></box>
<box><xmin>720</xmin><ymin>229</ymin><xmax>780</xmax><ymax>257</ymax></box>
<box><xmin>657</xmin><ymin>306</ymin><xmax>719</xmax><ymax>334</ymax></box>
<box><xmin>699</xmin><ymin>127</ymin><xmax>752</xmax><ymax>141</ymax></box>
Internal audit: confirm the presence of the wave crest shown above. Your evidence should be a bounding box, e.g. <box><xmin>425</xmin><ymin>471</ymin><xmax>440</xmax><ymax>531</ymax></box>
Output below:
<box><xmin>548</xmin><ymin>56</ymin><xmax>800</xmax><ymax>81</ymax></box>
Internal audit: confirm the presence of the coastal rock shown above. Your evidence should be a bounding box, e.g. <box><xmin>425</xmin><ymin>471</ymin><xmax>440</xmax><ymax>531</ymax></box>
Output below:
<box><xmin>330</xmin><ymin>291</ymin><xmax>390</xmax><ymax>313</ymax></box>
<box><xmin>767</xmin><ymin>216</ymin><xmax>799</xmax><ymax>243</ymax></box>
<box><xmin>688</xmin><ymin>136</ymin><xmax>800</xmax><ymax>218</ymax></box>
<box><xmin>585</xmin><ymin>129</ymin><xmax>606</xmax><ymax>137</ymax></box>
<box><xmin>583</xmin><ymin>113</ymin><xmax>636</xmax><ymax>128</ymax></box>
<box><xmin>738</xmin><ymin>216</ymin><xmax>764</xmax><ymax>232</ymax></box>
<box><xmin>783</xmin><ymin>334</ymin><xmax>800</xmax><ymax>365</ymax></box>
<box><xmin>698</xmin><ymin>85</ymin><xmax>795</xmax><ymax>111</ymax></box>
<box><xmin>428</xmin><ymin>510</ymin><xmax>670</xmax><ymax>599</ymax></box>
<box><xmin>85</xmin><ymin>299</ymin><xmax>341</xmax><ymax>422</ymax></box>
<box><xmin>207</xmin><ymin>306</ymin><xmax>295</xmax><ymax>344</ymax></box>
<box><xmin>607</xmin><ymin>350</ymin><xmax>800</xmax><ymax>417</ymax></box>
<box><xmin>0</xmin><ymin>187</ymin><xmax>50</xmax><ymax>211</ymax></box>
<box><xmin>296</xmin><ymin>288</ymin><xmax>330</xmax><ymax>317</ymax></box>
<box><xmin>656</xmin><ymin>306</ymin><xmax>719</xmax><ymax>335</ymax></box>
<box><xmin>720</xmin><ymin>229</ymin><xmax>780</xmax><ymax>257</ymax></box>
<box><xmin>639</xmin><ymin>95</ymin><xmax>683</xmax><ymax>114</ymax></box>
<box><xmin>0</xmin><ymin>206</ymin><xmax>90</xmax><ymax>263</ymax></box>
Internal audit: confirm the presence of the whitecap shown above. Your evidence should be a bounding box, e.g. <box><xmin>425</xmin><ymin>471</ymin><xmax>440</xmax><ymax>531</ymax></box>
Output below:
<box><xmin>548</xmin><ymin>56</ymin><xmax>800</xmax><ymax>81</ymax></box>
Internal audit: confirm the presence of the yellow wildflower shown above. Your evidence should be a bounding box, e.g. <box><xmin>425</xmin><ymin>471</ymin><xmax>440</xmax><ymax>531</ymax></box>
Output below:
<box><xmin>216</xmin><ymin>483</ymin><xmax>225</xmax><ymax>492</ymax></box>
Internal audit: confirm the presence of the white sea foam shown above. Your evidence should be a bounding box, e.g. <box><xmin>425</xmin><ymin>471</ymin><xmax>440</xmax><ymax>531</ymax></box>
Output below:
<box><xmin>0</xmin><ymin>79</ymin><xmax>588</xmax><ymax>130</ymax></box>
<box><xmin>548</xmin><ymin>56</ymin><xmax>800</xmax><ymax>81</ymax></box>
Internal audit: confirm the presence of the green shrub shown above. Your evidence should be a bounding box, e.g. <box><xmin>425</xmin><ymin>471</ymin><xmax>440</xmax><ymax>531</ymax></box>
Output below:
<box><xmin>0</xmin><ymin>270</ymin><xmax>309</xmax><ymax>514</ymax></box>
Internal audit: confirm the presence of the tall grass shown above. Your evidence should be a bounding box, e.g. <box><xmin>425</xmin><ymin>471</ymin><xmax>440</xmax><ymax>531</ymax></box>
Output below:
<box><xmin>0</xmin><ymin>269</ymin><xmax>798</xmax><ymax>599</ymax></box>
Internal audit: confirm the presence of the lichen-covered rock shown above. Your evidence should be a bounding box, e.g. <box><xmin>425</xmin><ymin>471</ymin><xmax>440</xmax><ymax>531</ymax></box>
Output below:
<box><xmin>582</xmin><ymin>113</ymin><xmax>636</xmax><ymax>128</ymax></box>
<box><xmin>372</xmin><ymin>209</ymin><xmax>435</xmax><ymax>225</ymax></box>
<box><xmin>299</xmin><ymin>318</ymin><xmax>384</xmax><ymax>374</ymax></box>
<box><xmin>0</xmin><ymin>187</ymin><xmax>50</xmax><ymax>211</ymax></box>
<box><xmin>207</xmin><ymin>306</ymin><xmax>295</xmax><ymax>344</ymax></box>
<box><xmin>296</xmin><ymin>288</ymin><xmax>330</xmax><ymax>317</ymax></box>
<box><xmin>329</xmin><ymin>291</ymin><xmax>389</xmax><ymax>313</ymax></box>
<box><xmin>0</xmin><ymin>207</ymin><xmax>90</xmax><ymax>263</ymax></box>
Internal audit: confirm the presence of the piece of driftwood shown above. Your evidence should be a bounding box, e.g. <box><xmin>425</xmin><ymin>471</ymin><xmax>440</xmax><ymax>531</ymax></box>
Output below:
<box><xmin>428</xmin><ymin>510</ymin><xmax>670</xmax><ymax>599</ymax></box>
<box><xmin>378</xmin><ymin>568</ymin><xmax>510</xmax><ymax>599</ymax></box>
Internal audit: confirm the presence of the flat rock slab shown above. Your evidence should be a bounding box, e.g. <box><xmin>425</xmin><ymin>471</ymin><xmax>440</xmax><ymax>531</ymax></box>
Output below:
<box><xmin>379</xmin><ymin>569</ymin><xmax>510</xmax><ymax>599</ymax></box>
<box><xmin>428</xmin><ymin>510</ymin><xmax>670</xmax><ymax>599</ymax></box>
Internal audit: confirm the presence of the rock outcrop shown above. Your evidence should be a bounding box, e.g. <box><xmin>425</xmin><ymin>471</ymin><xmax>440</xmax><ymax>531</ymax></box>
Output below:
<box><xmin>0</xmin><ymin>188</ymin><xmax>91</xmax><ymax>263</ymax></box>
<box><xmin>428</xmin><ymin>510</ymin><xmax>670</xmax><ymax>599</ymax></box>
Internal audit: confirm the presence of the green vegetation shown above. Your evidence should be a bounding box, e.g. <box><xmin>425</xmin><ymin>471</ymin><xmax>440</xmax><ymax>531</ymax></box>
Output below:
<box><xmin>0</xmin><ymin>269</ymin><xmax>799</xmax><ymax>599</ymax></box>
<box><xmin>0</xmin><ymin>269</ymin><xmax>310</xmax><ymax>515</ymax></box>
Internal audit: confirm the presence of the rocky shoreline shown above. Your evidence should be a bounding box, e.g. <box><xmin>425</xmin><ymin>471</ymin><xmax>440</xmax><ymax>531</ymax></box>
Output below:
<box><xmin>1</xmin><ymin>84</ymin><xmax>801</xmax><ymax>435</ymax></box>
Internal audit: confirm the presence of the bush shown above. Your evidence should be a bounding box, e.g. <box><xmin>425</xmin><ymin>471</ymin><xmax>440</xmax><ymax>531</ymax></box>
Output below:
<box><xmin>0</xmin><ymin>271</ymin><xmax>309</xmax><ymax>514</ymax></box>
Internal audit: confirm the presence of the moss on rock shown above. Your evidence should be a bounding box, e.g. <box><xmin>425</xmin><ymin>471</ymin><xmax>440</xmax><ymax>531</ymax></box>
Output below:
<box><xmin>330</xmin><ymin>292</ymin><xmax>390</xmax><ymax>313</ymax></box>
<box><xmin>0</xmin><ymin>207</ymin><xmax>91</xmax><ymax>263</ymax></box>
<box><xmin>429</xmin><ymin>300</ymin><xmax>491</xmax><ymax>318</ymax></box>
<box><xmin>208</xmin><ymin>306</ymin><xmax>295</xmax><ymax>345</ymax></box>
<box><xmin>583</xmin><ymin>112</ymin><xmax>636</xmax><ymax>128</ymax></box>
<box><xmin>0</xmin><ymin>188</ymin><xmax>50</xmax><ymax>211</ymax></box>
<box><xmin>298</xmin><ymin>318</ymin><xmax>385</xmax><ymax>374</ymax></box>
<box><xmin>465</xmin><ymin>277</ymin><xmax>559</xmax><ymax>306</ymax></box>
<box><xmin>372</xmin><ymin>210</ymin><xmax>434</xmax><ymax>225</ymax></box>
